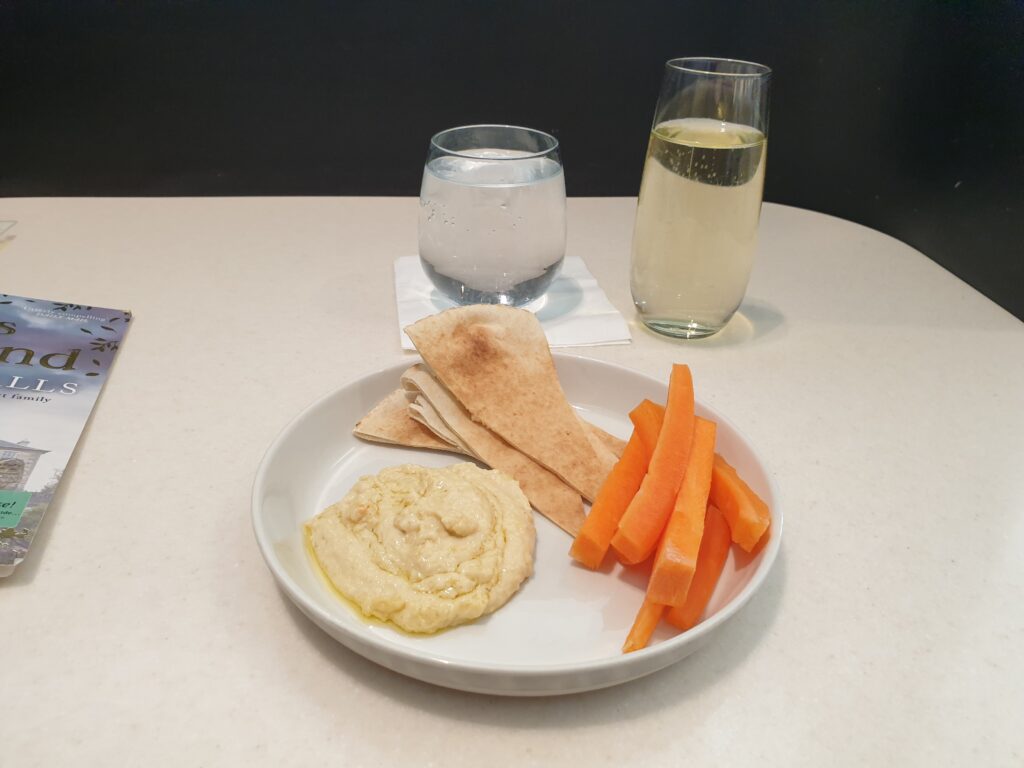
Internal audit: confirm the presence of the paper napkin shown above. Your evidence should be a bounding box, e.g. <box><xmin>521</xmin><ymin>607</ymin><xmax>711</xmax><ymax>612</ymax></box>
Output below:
<box><xmin>394</xmin><ymin>255</ymin><xmax>631</xmax><ymax>350</ymax></box>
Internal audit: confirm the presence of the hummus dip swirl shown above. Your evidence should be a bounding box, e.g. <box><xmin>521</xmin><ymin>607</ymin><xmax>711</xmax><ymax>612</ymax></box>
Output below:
<box><xmin>306</xmin><ymin>463</ymin><xmax>536</xmax><ymax>634</ymax></box>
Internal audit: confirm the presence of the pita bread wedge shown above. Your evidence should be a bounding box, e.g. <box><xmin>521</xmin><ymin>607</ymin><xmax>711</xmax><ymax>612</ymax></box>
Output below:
<box><xmin>405</xmin><ymin>305</ymin><xmax>613</xmax><ymax>502</ymax></box>
<box><xmin>408</xmin><ymin>396</ymin><xmax>470</xmax><ymax>452</ymax></box>
<box><xmin>402</xmin><ymin>364</ymin><xmax>585</xmax><ymax>536</ymax></box>
<box><xmin>584</xmin><ymin>423</ymin><xmax>627</xmax><ymax>458</ymax></box>
<box><xmin>353</xmin><ymin>389</ymin><xmax>463</xmax><ymax>453</ymax></box>
<box><xmin>584</xmin><ymin>424</ymin><xmax>625</xmax><ymax>465</ymax></box>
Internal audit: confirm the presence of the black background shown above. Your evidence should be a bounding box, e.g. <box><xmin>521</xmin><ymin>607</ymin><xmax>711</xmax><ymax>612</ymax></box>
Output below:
<box><xmin>2</xmin><ymin>1</ymin><xmax>1022</xmax><ymax>319</ymax></box>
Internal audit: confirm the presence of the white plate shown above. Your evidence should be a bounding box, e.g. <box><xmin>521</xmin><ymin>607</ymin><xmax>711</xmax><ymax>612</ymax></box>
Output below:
<box><xmin>252</xmin><ymin>355</ymin><xmax>781</xmax><ymax>696</ymax></box>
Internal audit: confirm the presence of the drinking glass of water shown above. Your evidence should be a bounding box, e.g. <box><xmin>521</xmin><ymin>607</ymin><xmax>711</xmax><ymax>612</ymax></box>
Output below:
<box><xmin>418</xmin><ymin>124</ymin><xmax>566</xmax><ymax>306</ymax></box>
<box><xmin>631</xmin><ymin>58</ymin><xmax>771</xmax><ymax>338</ymax></box>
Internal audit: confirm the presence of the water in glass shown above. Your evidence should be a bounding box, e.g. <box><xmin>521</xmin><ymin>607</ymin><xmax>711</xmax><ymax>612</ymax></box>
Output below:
<box><xmin>419</xmin><ymin>147</ymin><xmax>565</xmax><ymax>306</ymax></box>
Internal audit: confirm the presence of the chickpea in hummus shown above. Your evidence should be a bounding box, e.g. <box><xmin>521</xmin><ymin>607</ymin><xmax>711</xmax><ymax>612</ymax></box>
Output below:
<box><xmin>305</xmin><ymin>463</ymin><xmax>536</xmax><ymax>634</ymax></box>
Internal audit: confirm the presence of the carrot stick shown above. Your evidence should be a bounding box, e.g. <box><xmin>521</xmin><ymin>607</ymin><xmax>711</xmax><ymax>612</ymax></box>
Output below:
<box><xmin>709</xmin><ymin>453</ymin><xmax>771</xmax><ymax>552</ymax></box>
<box><xmin>749</xmin><ymin>523</ymin><xmax>771</xmax><ymax>555</ymax></box>
<box><xmin>573</xmin><ymin>400</ymin><xmax>665</xmax><ymax>569</ymax></box>
<box><xmin>622</xmin><ymin>597</ymin><xmax>665</xmax><ymax>653</ymax></box>
<box><xmin>570</xmin><ymin>431</ymin><xmax>649</xmax><ymax>569</ymax></box>
<box><xmin>665</xmin><ymin>503</ymin><xmax>732</xmax><ymax>631</ymax></box>
<box><xmin>590</xmin><ymin>401</ymin><xmax>667</xmax><ymax>568</ymax></box>
<box><xmin>645</xmin><ymin>417</ymin><xmax>717</xmax><ymax>607</ymax></box>
<box><xmin>629</xmin><ymin>399</ymin><xmax>666</xmax><ymax>456</ymax></box>
<box><xmin>611</xmin><ymin>400</ymin><xmax>668</xmax><ymax>567</ymax></box>
<box><xmin>611</xmin><ymin>364</ymin><xmax>696</xmax><ymax>564</ymax></box>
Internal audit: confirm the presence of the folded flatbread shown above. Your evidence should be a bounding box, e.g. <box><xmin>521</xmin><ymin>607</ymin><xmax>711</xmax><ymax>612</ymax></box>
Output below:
<box><xmin>402</xmin><ymin>365</ymin><xmax>585</xmax><ymax>536</ymax></box>
<box><xmin>353</xmin><ymin>388</ymin><xmax>461</xmax><ymax>452</ymax></box>
<box><xmin>358</xmin><ymin>386</ymin><xmax>624</xmax><ymax>459</ymax></box>
<box><xmin>584</xmin><ymin>423</ymin><xmax>623</xmax><ymax>467</ymax></box>
<box><xmin>404</xmin><ymin>306</ymin><xmax>614</xmax><ymax>501</ymax></box>
<box><xmin>407</xmin><ymin>395</ymin><xmax>467</xmax><ymax>450</ymax></box>
<box><xmin>589</xmin><ymin>426</ymin><xmax>626</xmax><ymax>459</ymax></box>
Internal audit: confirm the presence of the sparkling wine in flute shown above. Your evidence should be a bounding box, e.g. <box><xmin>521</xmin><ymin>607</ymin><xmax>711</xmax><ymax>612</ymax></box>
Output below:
<box><xmin>630</xmin><ymin>57</ymin><xmax>771</xmax><ymax>339</ymax></box>
<box><xmin>631</xmin><ymin>118</ymin><xmax>766</xmax><ymax>337</ymax></box>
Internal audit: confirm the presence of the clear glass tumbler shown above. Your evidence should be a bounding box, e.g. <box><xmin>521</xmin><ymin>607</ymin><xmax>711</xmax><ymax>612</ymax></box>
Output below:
<box><xmin>631</xmin><ymin>58</ymin><xmax>771</xmax><ymax>338</ymax></box>
<box><xmin>418</xmin><ymin>124</ymin><xmax>566</xmax><ymax>306</ymax></box>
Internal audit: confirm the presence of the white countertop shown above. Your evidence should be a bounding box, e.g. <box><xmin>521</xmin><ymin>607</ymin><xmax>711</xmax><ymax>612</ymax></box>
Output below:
<box><xmin>2</xmin><ymin>197</ymin><xmax>1022</xmax><ymax>766</ymax></box>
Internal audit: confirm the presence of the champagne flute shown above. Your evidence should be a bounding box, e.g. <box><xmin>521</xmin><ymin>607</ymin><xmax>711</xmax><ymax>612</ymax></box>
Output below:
<box><xmin>631</xmin><ymin>58</ymin><xmax>771</xmax><ymax>338</ymax></box>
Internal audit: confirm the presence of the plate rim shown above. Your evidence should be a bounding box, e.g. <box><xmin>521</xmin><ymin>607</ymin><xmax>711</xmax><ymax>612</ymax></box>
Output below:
<box><xmin>251</xmin><ymin>353</ymin><xmax>783</xmax><ymax>678</ymax></box>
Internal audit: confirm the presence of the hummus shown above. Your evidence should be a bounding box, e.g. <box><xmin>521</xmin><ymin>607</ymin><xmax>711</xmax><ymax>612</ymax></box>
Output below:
<box><xmin>306</xmin><ymin>463</ymin><xmax>535</xmax><ymax>634</ymax></box>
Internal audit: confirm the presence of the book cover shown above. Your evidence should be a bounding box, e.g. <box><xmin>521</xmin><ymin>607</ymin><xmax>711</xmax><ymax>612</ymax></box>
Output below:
<box><xmin>0</xmin><ymin>294</ymin><xmax>131</xmax><ymax>576</ymax></box>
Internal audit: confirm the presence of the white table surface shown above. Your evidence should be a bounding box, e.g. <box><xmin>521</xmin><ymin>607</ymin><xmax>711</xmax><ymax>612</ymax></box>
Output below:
<box><xmin>2</xmin><ymin>197</ymin><xmax>1022</xmax><ymax>766</ymax></box>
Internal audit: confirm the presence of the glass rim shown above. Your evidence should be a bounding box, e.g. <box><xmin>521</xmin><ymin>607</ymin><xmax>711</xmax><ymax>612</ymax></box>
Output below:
<box><xmin>665</xmin><ymin>57</ymin><xmax>772</xmax><ymax>78</ymax></box>
<box><xmin>429</xmin><ymin>124</ymin><xmax>560</xmax><ymax>160</ymax></box>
